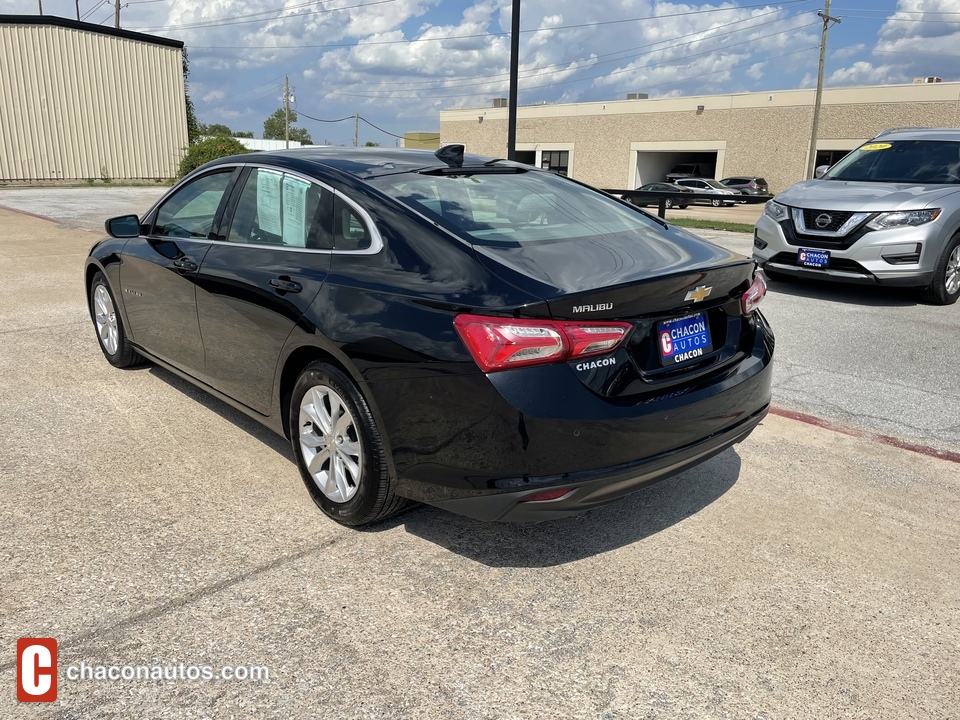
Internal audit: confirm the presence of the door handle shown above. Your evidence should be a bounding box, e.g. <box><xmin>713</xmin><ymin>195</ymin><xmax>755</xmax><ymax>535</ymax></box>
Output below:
<box><xmin>173</xmin><ymin>258</ymin><xmax>198</xmax><ymax>271</ymax></box>
<box><xmin>269</xmin><ymin>277</ymin><xmax>302</xmax><ymax>293</ymax></box>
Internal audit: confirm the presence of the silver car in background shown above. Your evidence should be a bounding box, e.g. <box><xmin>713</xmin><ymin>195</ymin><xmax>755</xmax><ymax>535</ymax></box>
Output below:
<box><xmin>674</xmin><ymin>178</ymin><xmax>741</xmax><ymax>206</ymax></box>
<box><xmin>754</xmin><ymin>128</ymin><xmax>960</xmax><ymax>304</ymax></box>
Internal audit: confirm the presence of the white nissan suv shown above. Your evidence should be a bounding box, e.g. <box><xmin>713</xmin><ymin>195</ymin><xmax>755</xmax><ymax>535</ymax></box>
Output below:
<box><xmin>753</xmin><ymin>128</ymin><xmax>960</xmax><ymax>305</ymax></box>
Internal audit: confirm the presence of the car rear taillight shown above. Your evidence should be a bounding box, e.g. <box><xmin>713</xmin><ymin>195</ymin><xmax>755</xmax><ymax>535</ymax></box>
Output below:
<box><xmin>520</xmin><ymin>488</ymin><xmax>574</xmax><ymax>503</ymax></box>
<box><xmin>748</xmin><ymin>182</ymin><xmax>758</xmax><ymax>188</ymax></box>
<box><xmin>741</xmin><ymin>273</ymin><xmax>767</xmax><ymax>315</ymax></box>
<box><xmin>454</xmin><ymin>315</ymin><xmax>632</xmax><ymax>372</ymax></box>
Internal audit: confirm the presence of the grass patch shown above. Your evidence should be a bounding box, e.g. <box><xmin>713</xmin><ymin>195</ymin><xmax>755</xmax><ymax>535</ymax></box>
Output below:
<box><xmin>667</xmin><ymin>217</ymin><xmax>755</xmax><ymax>234</ymax></box>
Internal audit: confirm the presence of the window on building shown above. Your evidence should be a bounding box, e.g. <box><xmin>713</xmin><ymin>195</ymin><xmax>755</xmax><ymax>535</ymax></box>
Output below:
<box><xmin>540</xmin><ymin>150</ymin><xmax>569</xmax><ymax>176</ymax></box>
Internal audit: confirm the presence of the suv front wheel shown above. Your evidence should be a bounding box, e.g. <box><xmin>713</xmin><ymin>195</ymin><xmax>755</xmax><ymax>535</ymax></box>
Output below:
<box><xmin>921</xmin><ymin>234</ymin><xmax>960</xmax><ymax>305</ymax></box>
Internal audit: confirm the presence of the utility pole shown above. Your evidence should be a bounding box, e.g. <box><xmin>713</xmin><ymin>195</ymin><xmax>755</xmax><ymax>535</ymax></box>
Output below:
<box><xmin>75</xmin><ymin>0</ymin><xmax>80</xmax><ymax>21</ymax></box>
<box><xmin>114</xmin><ymin>0</ymin><xmax>120</xmax><ymax>28</ymax></box>
<box><xmin>506</xmin><ymin>0</ymin><xmax>520</xmax><ymax>160</ymax></box>
<box><xmin>37</xmin><ymin>0</ymin><xmax>42</xmax><ymax>15</ymax></box>
<box><xmin>354</xmin><ymin>113</ymin><xmax>359</xmax><ymax>147</ymax></box>
<box><xmin>806</xmin><ymin>0</ymin><xmax>841</xmax><ymax>179</ymax></box>
<box><xmin>284</xmin><ymin>76</ymin><xmax>290</xmax><ymax>149</ymax></box>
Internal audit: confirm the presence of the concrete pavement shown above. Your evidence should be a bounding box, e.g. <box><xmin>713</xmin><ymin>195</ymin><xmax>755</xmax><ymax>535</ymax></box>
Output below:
<box><xmin>0</xmin><ymin>203</ymin><xmax>958</xmax><ymax>718</ymax></box>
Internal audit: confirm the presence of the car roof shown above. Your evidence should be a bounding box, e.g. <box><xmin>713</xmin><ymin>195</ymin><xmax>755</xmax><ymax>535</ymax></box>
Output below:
<box><xmin>205</xmin><ymin>146</ymin><xmax>515</xmax><ymax>179</ymax></box>
<box><xmin>873</xmin><ymin>127</ymin><xmax>960</xmax><ymax>142</ymax></box>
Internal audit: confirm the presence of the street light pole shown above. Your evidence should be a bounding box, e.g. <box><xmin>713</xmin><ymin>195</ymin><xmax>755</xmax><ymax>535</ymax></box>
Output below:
<box><xmin>506</xmin><ymin>0</ymin><xmax>520</xmax><ymax>160</ymax></box>
<box><xmin>806</xmin><ymin>0</ymin><xmax>841</xmax><ymax>179</ymax></box>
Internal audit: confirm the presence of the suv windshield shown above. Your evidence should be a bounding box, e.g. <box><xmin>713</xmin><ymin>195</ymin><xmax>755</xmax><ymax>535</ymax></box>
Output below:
<box><xmin>824</xmin><ymin>140</ymin><xmax>960</xmax><ymax>183</ymax></box>
<box><xmin>370</xmin><ymin>170</ymin><xmax>660</xmax><ymax>245</ymax></box>
<box><xmin>703</xmin><ymin>180</ymin><xmax>726</xmax><ymax>189</ymax></box>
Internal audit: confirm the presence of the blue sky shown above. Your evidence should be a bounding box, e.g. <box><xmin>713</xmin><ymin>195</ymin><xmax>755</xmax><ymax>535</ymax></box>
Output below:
<box><xmin>3</xmin><ymin>1</ymin><xmax>959</xmax><ymax>145</ymax></box>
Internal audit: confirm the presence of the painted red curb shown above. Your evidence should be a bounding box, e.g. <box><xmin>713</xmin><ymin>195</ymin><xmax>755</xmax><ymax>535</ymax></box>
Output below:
<box><xmin>769</xmin><ymin>406</ymin><xmax>960</xmax><ymax>465</ymax></box>
<box><xmin>0</xmin><ymin>204</ymin><xmax>60</xmax><ymax>224</ymax></box>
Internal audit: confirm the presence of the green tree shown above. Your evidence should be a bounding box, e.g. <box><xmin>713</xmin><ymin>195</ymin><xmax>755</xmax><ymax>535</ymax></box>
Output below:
<box><xmin>178</xmin><ymin>137</ymin><xmax>250</xmax><ymax>178</ymax></box>
<box><xmin>205</xmin><ymin>123</ymin><xmax>234</xmax><ymax>136</ymax></box>
<box><xmin>182</xmin><ymin>49</ymin><xmax>200</xmax><ymax>145</ymax></box>
<box><xmin>364</xmin><ymin>141</ymin><xmax>380</xmax><ymax>147</ymax></box>
<box><xmin>263</xmin><ymin>109</ymin><xmax>313</xmax><ymax>144</ymax></box>
<box><xmin>234</xmin><ymin>131</ymin><xmax>254</xmax><ymax>138</ymax></box>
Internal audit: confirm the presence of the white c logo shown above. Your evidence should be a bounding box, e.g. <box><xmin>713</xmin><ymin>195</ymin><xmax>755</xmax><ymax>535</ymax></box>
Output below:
<box><xmin>21</xmin><ymin>646</ymin><xmax>53</xmax><ymax>696</ymax></box>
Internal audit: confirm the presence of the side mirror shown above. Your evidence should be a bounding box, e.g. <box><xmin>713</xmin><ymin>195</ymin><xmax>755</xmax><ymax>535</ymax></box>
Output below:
<box><xmin>105</xmin><ymin>214</ymin><xmax>141</xmax><ymax>238</ymax></box>
<box><xmin>814</xmin><ymin>165</ymin><xmax>829</xmax><ymax>179</ymax></box>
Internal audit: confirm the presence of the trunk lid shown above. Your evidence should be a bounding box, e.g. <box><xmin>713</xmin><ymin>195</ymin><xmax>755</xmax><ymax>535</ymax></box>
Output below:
<box><xmin>472</xmin><ymin>224</ymin><xmax>757</xmax><ymax>399</ymax></box>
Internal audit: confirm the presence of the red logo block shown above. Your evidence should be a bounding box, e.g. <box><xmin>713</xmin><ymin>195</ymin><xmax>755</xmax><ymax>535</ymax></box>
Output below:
<box><xmin>16</xmin><ymin>638</ymin><xmax>57</xmax><ymax>702</ymax></box>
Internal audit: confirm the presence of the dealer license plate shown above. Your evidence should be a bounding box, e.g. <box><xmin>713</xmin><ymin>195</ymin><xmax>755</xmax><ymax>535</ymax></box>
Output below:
<box><xmin>658</xmin><ymin>312</ymin><xmax>712</xmax><ymax>366</ymax></box>
<box><xmin>798</xmin><ymin>248</ymin><xmax>830</xmax><ymax>268</ymax></box>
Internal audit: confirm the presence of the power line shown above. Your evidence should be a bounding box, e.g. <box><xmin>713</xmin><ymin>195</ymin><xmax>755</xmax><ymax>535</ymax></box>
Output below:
<box><xmin>317</xmin><ymin>4</ymin><xmax>818</xmax><ymax>93</ymax></box>
<box><xmin>132</xmin><ymin>0</ymin><xmax>398</xmax><ymax>32</ymax></box>
<box><xmin>184</xmin><ymin>0</ymin><xmax>812</xmax><ymax>47</ymax></box>
<box><xmin>293</xmin><ymin>112</ymin><xmax>440</xmax><ymax>141</ymax></box>
<box><xmin>323</xmin><ymin>20</ymin><xmax>821</xmax><ymax>99</ymax></box>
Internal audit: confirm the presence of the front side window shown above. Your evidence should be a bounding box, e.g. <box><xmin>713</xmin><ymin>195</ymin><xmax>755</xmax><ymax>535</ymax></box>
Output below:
<box><xmin>371</xmin><ymin>169</ymin><xmax>662</xmax><ymax>246</ymax></box>
<box><xmin>824</xmin><ymin>140</ymin><xmax>960</xmax><ymax>183</ymax></box>
<box><xmin>332</xmin><ymin>195</ymin><xmax>372</xmax><ymax>251</ymax></box>
<box><xmin>227</xmin><ymin>168</ymin><xmax>331</xmax><ymax>249</ymax></box>
<box><xmin>154</xmin><ymin>171</ymin><xmax>233</xmax><ymax>238</ymax></box>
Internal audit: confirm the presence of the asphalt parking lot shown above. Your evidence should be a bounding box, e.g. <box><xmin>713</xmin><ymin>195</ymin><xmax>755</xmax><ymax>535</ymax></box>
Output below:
<box><xmin>1</xmin><ymin>188</ymin><xmax>958</xmax><ymax>718</ymax></box>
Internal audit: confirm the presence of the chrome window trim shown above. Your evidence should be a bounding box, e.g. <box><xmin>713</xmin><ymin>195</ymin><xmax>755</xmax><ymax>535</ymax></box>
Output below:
<box><xmin>151</xmin><ymin>161</ymin><xmax>384</xmax><ymax>256</ymax></box>
<box><xmin>791</xmin><ymin>207</ymin><xmax>871</xmax><ymax>237</ymax></box>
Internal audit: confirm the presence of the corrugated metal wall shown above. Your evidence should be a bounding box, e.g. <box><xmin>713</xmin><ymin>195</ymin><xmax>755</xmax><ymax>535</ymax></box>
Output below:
<box><xmin>0</xmin><ymin>21</ymin><xmax>188</xmax><ymax>181</ymax></box>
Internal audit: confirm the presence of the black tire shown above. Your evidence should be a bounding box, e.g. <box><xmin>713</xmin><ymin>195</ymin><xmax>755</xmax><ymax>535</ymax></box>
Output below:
<box><xmin>88</xmin><ymin>271</ymin><xmax>145</xmax><ymax>368</ymax></box>
<box><xmin>679</xmin><ymin>204</ymin><xmax>688</xmax><ymax>209</ymax></box>
<box><xmin>290</xmin><ymin>361</ymin><xmax>408</xmax><ymax>527</ymax></box>
<box><xmin>920</xmin><ymin>234</ymin><xmax>960</xmax><ymax>305</ymax></box>
<box><xmin>711</xmin><ymin>198</ymin><xmax>722</xmax><ymax>207</ymax></box>
<box><xmin>664</xmin><ymin>198</ymin><xmax>674</xmax><ymax>209</ymax></box>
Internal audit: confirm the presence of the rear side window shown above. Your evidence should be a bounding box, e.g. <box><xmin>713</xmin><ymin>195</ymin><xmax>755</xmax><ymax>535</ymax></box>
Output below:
<box><xmin>371</xmin><ymin>169</ymin><xmax>662</xmax><ymax>245</ymax></box>
<box><xmin>226</xmin><ymin>168</ymin><xmax>332</xmax><ymax>249</ymax></box>
<box><xmin>755</xmin><ymin>178</ymin><xmax>767</xmax><ymax>186</ymax></box>
<box><xmin>332</xmin><ymin>195</ymin><xmax>371</xmax><ymax>251</ymax></box>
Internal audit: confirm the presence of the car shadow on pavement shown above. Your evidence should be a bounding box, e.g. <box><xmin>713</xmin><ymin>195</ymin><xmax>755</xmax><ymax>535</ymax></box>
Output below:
<box><xmin>145</xmin><ymin>364</ymin><xmax>741</xmax><ymax>568</ymax></box>
<box><xmin>399</xmin><ymin>449</ymin><xmax>742</xmax><ymax>568</ymax></box>
<box><xmin>764</xmin><ymin>276</ymin><xmax>919</xmax><ymax>307</ymax></box>
<box><xmin>146</xmin><ymin>365</ymin><xmax>294</xmax><ymax>459</ymax></box>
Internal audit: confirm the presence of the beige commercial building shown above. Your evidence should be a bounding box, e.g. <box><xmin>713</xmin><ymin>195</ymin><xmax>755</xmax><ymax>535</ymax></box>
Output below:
<box><xmin>0</xmin><ymin>15</ymin><xmax>188</xmax><ymax>183</ymax></box>
<box><xmin>440</xmin><ymin>81</ymin><xmax>960</xmax><ymax>193</ymax></box>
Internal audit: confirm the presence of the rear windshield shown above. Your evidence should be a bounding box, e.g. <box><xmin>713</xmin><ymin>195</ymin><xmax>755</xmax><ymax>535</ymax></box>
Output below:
<box><xmin>369</xmin><ymin>170</ymin><xmax>661</xmax><ymax>245</ymax></box>
<box><xmin>824</xmin><ymin>140</ymin><xmax>960</xmax><ymax>183</ymax></box>
<box><xmin>703</xmin><ymin>180</ymin><xmax>726</xmax><ymax>189</ymax></box>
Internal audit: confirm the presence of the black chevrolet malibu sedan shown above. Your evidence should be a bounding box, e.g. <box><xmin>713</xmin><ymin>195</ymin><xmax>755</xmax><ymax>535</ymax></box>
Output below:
<box><xmin>85</xmin><ymin>146</ymin><xmax>774</xmax><ymax>526</ymax></box>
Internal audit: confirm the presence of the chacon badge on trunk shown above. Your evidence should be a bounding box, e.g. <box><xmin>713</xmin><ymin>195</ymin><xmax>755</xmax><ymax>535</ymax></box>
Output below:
<box><xmin>684</xmin><ymin>285</ymin><xmax>712</xmax><ymax>303</ymax></box>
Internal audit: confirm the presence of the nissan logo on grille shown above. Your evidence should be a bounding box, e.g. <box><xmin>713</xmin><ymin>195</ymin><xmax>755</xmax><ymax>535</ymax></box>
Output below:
<box><xmin>815</xmin><ymin>213</ymin><xmax>832</xmax><ymax>229</ymax></box>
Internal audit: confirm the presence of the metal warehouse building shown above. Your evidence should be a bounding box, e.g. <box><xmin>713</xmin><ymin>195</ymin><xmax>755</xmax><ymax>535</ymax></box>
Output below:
<box><xmin>439</xmin><ymin>81</ymin><xmax>960</xmax><ymax>194</ymax></box>
<box><xmin>0</xmin><ymin>15</ymin><xmax>188</xmax><ymax>183</ymax></box>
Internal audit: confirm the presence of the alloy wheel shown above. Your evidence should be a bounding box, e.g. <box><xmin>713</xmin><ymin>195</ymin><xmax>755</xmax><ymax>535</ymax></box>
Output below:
<box><xmin>298</xmin><ymin>385</ymin><xmax>363</xmax><ymax>503</ymax></box>
<box><xmin>946</xmin><ymin>245</ymin><xmax>960</xmax><ymax>295</ymax></box>
<box><xmin>93</xmin><ymin>284</ymin><xmax>119</xmax><ymax>355</ymax></box>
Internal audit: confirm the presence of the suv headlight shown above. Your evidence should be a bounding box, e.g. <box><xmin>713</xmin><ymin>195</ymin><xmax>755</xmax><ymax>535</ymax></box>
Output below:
<box><xmin>763</xmin><ymin>200</ymin><xmax>788</xmax><ymax>222</ymax></box>
<box><xmin>866</xmin><ymin>208</ymin><xmax>941</xmax><ymax>230</ymax></box>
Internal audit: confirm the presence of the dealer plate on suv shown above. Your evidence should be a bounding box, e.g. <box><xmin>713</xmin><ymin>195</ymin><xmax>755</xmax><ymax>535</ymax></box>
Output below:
<box><xmin>658</xmin><ymin>312</ymin><xmax>712</xmax><ymax>366</ymax></box>
<box><xmin>798</xmin><ymin>248</ymin><xmax>830</xmax><ymax>268</ymax></box>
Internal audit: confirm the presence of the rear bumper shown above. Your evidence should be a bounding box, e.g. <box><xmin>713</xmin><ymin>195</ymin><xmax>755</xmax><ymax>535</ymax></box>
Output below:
<box><xmin>369</xmin><ymin>313</ymin><xmax>773</xmax><ymax>521</ymax></box>
<box><xmin>429</xmin><ymin>403</ymin><xmax>767</xmax><ymax>522</ymax></box>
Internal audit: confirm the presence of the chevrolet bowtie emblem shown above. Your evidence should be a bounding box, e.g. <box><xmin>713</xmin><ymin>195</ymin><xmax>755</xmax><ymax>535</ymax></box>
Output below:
<box><xmin>684</xmin><ymin>285</ymin><xmax>713</xmax><ymax>303</ymax></box>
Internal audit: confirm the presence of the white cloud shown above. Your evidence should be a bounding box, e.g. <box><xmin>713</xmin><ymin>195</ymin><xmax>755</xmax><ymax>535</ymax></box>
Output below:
<box><xmin>746</xmin><ymin>62</ymin><xmax>765</xmax><ymax>80</ymax></box>
<box><xmin>826</xmin><ymin>61</ymin><xmax>901</xmax><ymax>86</ymax></box>
<box><xmin>832</xmin><ymin>43</ymin><xmax>866</xmax><ymax>60</ymax></box>
<box><xmin>202</xmin><ymin>89</ymin><xmax>225</xmax><ymax>103</ymax></box>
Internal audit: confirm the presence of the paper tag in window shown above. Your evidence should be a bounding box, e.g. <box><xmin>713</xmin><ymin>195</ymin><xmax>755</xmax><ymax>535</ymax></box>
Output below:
<box><xmin>256</xmin><ymin>171</ymin><xmax>283</xmax><ymax>235</ymax></box>
<box><xmin>282</xmin><ymin>176</ymin><xmax>309</xmax><ymax>247</ymax></box>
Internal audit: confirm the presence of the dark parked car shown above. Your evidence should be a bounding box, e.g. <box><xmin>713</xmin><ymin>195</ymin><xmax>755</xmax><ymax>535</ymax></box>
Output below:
<box><xmin>86</xmin><ymin>146</ymin><xmax>774</xmax><ymax>527</ymax></box>
<box><xmin>629</xmin><ymin>182</ymin><xmax>695</xmax><ymax>209</ymax></box>
<box><xmin>720</xmin><ymin>176</ymin><xmax>769</xmax><ymax>196</ymax></box>
<box><xmin>665</xmin><ymin>163</ymin><xmax>708</xmax><ymax>182</ymax></box>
